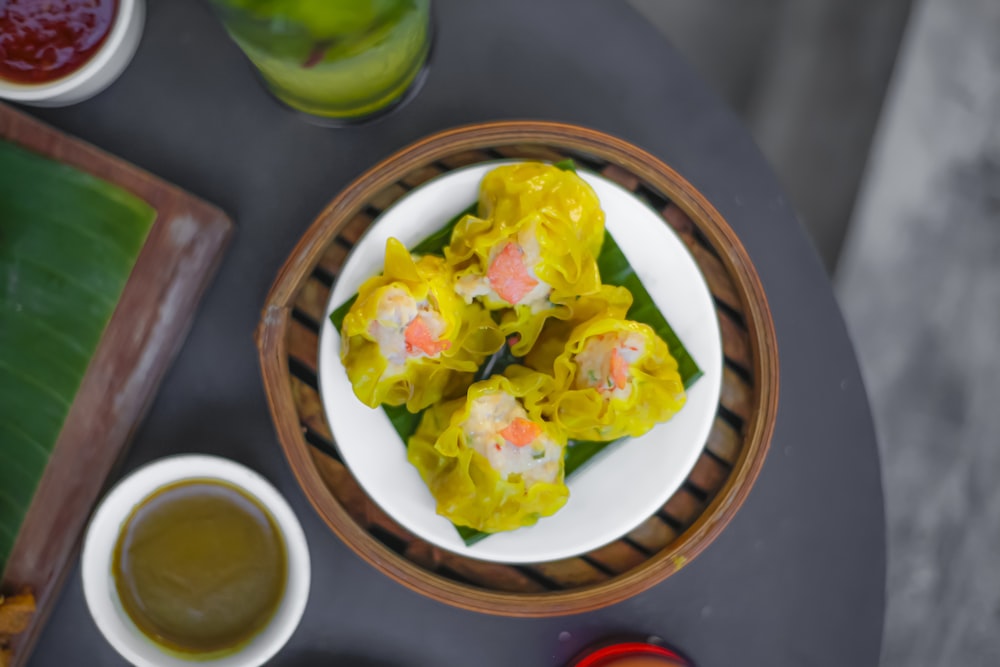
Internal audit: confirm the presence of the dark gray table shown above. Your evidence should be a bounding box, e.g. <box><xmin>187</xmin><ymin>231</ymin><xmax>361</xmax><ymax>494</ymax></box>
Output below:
<box><xmin>26</xmin><ymin>1</ymin><xmax>886</xmax><ymax>665</ymax></box>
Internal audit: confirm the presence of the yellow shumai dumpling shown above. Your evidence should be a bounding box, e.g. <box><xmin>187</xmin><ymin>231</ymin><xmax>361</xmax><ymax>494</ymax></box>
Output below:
<box><xmin>339</xmin><ymin>238</ymin><xmax>504</xmax><ymax>412</ymax></box>
<box><xmin>445</xmin><ymin>212</ymin><xmax>603</xmax><ymax>356</ymax></box>
<box><xmin>407</xmin><ymin>368</ymin><xmax>569</xmax><ymax>533</ymax></box>
<box><xmin>544</xmin><ymin>316</ymin><xmax>686</xmax><ymax>441</ymax></box>
<box><xmin>478</xmin><ymin>162</ymin><xmax>605</xmax><ymax>257</ymax></box>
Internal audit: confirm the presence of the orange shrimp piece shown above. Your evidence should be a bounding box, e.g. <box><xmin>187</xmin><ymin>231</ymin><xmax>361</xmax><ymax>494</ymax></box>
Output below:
<box><xmin>499</xmin><ymin>418</ymin><xmax>542</xmax><ymax>447</ymax></box>
<box><xmin>487</xmin><ymin>243</ymin><xmax>538</xmax><ymax>305</ymax></box>
<box><xmin>609</xmin><ymin>348</ymin><xmax>629</xmax><ymax>390</ymax></box>
<box><xmin>404</xmin><ymin>316</ymin><xmax>451</xmax><ymax>356</ymax></box>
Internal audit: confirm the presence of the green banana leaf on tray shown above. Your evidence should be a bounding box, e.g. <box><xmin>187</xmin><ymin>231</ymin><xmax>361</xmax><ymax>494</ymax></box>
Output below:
<box><xmin>329</xmin><ymin>160</ymin><xmax>702</xmax><ymax>546</ymax></box>
<box><xmin>0</xmin><ymin>140</ymin><xmax>156</xmax><ymax>572</ymax></box>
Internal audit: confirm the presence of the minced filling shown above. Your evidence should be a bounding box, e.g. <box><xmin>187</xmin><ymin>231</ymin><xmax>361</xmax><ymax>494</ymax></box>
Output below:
<box><xmin>461</xmin><ymin>390</ymin><xmax>561</xmax><ymax>486</ymax></box>
<box><xmin>572</xmin><ymin>331</ymin><xmax>646</xmax><ymax>401</ymax></box>
<box><xmin>368</xmin><ymin>286</ymin><xmax>450</xmax><ymax>368</ymax></box>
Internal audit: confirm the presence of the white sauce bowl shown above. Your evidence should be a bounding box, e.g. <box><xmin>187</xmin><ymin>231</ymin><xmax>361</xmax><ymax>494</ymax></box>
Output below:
<box><xmin>81</xmin><ymin>454</ymin><xmax>310</xmax><ymax>667</ymax></box>
<box><xmin>0</xmin><ymin>0</ymin><xmax>145</xmax><ymax>107</ymax></box>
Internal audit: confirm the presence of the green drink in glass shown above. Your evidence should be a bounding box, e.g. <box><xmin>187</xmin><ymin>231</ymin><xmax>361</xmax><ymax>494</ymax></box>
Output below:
<box><xmin>210</xmin><ymin>0</ymin><xmax>431</xmax><ymax>123</ymax></box>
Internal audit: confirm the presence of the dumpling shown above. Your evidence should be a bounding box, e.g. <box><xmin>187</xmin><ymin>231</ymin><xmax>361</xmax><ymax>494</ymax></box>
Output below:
<box><xmin>407</xmin><ymin>369</ymin><xmax>569</xmax><ymax>533</ymax></box>
<box><xmin>339</xmin><ymin>237</ymin><xmax>504</xmax><ymax>412</ymax></box>
<box><xmin>445</xmin><ymin>172</ymin><xmax>605</xmax><ymax>356</ymax></box>
<box><xmin>478</xmin><ymin>162</ymin><xmax>605</xmax><ymax>257</ymax></box>
<box><xmin>545</xmin><ymin>316</ymin><xmax>686</xmax><ymax>441</ymax></box>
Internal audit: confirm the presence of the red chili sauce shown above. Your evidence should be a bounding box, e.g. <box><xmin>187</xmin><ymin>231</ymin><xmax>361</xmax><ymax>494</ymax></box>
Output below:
<box><xmin>0</xmin><ymin>0</ymin><xmax>118</xmax><ymax>84</ymax></box>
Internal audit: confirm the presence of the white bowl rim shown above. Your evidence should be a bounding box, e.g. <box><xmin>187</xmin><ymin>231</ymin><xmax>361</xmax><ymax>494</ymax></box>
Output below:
<box><xmin>0</xmin><ymin>0</ymin><xmax>138</xmax><ymax>100</ymax></box>
<box><xmin>81</xmin><ymin>454</ymin><xmax>310</xmax><ymax>667</ymax></box>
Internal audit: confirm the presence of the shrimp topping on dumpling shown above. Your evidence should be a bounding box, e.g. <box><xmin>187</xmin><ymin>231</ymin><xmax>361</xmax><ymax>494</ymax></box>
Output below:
<box><xmin>446</xmin><ymin>173</ymin><xmax>606</xmax><ymax>356</ymax></box>
<box><xmin>454</xmin><ymin>225</ymin><xmax>552</xmax><ymax>313</ymax></box>
<box><xmin>406</xmin><ymin>370</ymin><xmax>569</xmax><ymax>533</ymax></box>
<box><xmin>571</xmin><ymin>330</ymin><xmax>647</xmax><ymax>401</ymax></box>
<box><xmin>545</xmin><ymin>316</ymin><xmax>687</xmax><ymax>441</ymax></box>
<box><xmin>462</xmin><ymin>389</ymin><xmax>562</xmax><ymax>487</ymax></box>
<box><xmin>368</xmin><ymin>286</ymin><xmax>451</xmax><ymax>367</ymax></box>
<box><xmin>339</xmin><ymin>238</ymin><xmax>503</xmax><ymax>413</ymax></box>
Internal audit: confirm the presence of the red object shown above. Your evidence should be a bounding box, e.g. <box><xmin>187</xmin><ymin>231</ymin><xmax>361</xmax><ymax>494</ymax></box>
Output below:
<box><xmin>404</xmin><ymin>316</ymin><xmax>450</xmax><ymax>356</ymax></box>
<box><xmin>499</xmin><ymin>418</ymin><xmax>542</xmax><ymax>447</ymax></box>
<box><xmin>609</xmin><ymin>348</ymin><xmax>629</xmax><ymax>390</ymax></box>
<box><xmin>487</xmin><ymin>242</ymin><xmax>538</xmax><ymax>305</ymax></box>
<box><xmin>572</xmin><ymin>642</ymin><xmax>691</xmax><ymax>667</ymax></box>
<box><xmin>0</xmin><ymin>0</ymin><xmax>118</xmax><ymax>84</ymax></box>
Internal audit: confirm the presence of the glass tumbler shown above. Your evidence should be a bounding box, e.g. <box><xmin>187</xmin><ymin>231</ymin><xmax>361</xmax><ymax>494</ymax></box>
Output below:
<box><xmin>209</xmin><ymin>0</ymin><xmax>431</xmax><ymax>124</ymax></box>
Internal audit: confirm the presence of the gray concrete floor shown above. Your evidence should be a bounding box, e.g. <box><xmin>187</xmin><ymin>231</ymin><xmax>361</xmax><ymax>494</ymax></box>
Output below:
<box><xmin>631</xmin><ymin>0</ymin><xmax>911</xmax><ymax>272</ymax></box>
<box><xmin>837</xmin><ymin>0</ymin><xmax>1000</xmax><ymax>663</ymax></box>
<box><xmin>633</xmin><ymin>0</ymin><xmax>999</xmax><ymax>664</ymax></box>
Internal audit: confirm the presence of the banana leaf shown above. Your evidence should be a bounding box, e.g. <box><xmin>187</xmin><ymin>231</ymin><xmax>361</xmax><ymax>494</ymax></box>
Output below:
<box><xmin>330</xmin><ymin>160</ymin><xmax>702</xmax><ymax>545</ymax></box>
<box><xmin>0</xmin><ymin>140</ymin><xmax>156</xmax><ymax>571</ymax></box>
<box><xmin>602</xmin><ymin>232</ymin><xmax>702</xmax><ymax>388</ymax></box>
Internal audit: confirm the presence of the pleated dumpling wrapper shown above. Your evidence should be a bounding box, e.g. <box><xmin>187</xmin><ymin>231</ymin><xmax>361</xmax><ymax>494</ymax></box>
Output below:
<box><xmin>407</xmin><ymin>368</ymin><xmax>569</xmax><ymax>533</ymax></box>
<box><xmin>545</xmin><ymin>316</ymin><xmax>687</xmax><ymax>441</ymax></box>
<box><xmin>523</xmin><ymin>284</ymin><xmax>634</xmax><ymax>374</ymax></box>
<box><xmin>478</xmin><ymin>162</ymin><xmax>606</xmax><ymax>257</ymax></box>
<box><xmin>446</xmin><ymin>164</ymin><xmax>606</xmax><ymax>355</ymax></box>
<box><xmin>340</xmin><ymin>238</ymin><xmax>504</xmax><ymax>412</ymax></box>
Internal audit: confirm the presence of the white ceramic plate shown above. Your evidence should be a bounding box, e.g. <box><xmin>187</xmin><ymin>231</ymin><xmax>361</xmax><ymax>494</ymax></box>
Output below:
<box><xmin>318</xmin><ymin>162</ymin><xmax>722</xmax><ymax>564</ymax></box>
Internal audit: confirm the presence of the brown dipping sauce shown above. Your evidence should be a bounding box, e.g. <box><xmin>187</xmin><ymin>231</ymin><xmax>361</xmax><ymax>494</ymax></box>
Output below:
<box><xmin>112</xmin><ymin>479</ymin><xmax>287</xmax><ymax>656</ymax></box>
<box><xmin>0</xmin><ymin>0</ymin><xmax>118</xmax><ymax>84</ymax></box>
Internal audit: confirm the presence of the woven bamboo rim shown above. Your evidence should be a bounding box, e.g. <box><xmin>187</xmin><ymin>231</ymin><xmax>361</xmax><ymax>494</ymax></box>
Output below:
<box><xmin>257</xmin><ymin>121</ymin><xmax>779</xmax><ymax>616</ymax></box>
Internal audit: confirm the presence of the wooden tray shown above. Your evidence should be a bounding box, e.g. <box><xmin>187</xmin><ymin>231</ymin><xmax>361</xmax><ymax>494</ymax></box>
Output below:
<box><xmin>0</xmin><ymin>103</ymin><xmax>233</xmax><ymax>664</ymax></box>
<box><xmin>257</xmin><ymin>122</ymin><xmax>778</xmax><ymax>617</ymax></box>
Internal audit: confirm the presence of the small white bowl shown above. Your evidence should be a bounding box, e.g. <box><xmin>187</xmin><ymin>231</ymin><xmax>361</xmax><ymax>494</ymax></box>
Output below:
<box><xmin>81</xmin><ymin>455</ymin><xmax>310</xmax><ymax>667</ymax></box>
<box><xmin>0</xmin><ymin>0</ymin><xmax>145</xmax><ymax>107</ymax></box>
